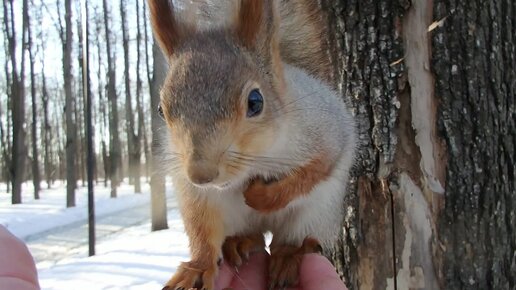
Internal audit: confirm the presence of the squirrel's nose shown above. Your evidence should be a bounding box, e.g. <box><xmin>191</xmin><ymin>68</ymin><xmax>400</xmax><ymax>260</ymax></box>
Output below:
<box><xmin>187</xmin><ymin>161</ymin><xmax>219</xmax><ymax>185</ymax></box>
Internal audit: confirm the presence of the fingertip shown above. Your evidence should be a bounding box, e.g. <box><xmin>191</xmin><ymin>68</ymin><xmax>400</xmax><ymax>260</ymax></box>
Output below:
<box><xmin>214</xmin><ymin>262</ymin><xmax>235</xmax><ymax>289</ymax></box>
<box><xmin>215</xmin><ymin>251</ymin><xmax>269</xmax><ymax>290</ymax></box>
<box><xmin>299</xmin><ymin>254</ymin><xmax>347</xmax><ymax>290</ymax></box>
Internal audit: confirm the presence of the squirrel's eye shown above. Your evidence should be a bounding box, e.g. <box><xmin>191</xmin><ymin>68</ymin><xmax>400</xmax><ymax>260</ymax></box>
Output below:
<box><xmin>247</xmin><ymin>89</ymin><xmax>263</xmax><ymax>118</ymax></box>
<box><xmin>157</xmin><ymin>105</ymin><xmax>165</xmax><ymax>120</ymax></box>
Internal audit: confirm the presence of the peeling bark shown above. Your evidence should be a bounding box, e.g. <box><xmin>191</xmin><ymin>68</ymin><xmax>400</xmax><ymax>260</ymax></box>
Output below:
<box><xmin>324</xmin><ymin>0</ymin><xmax>514</xmax><ymax>289</ymax></box>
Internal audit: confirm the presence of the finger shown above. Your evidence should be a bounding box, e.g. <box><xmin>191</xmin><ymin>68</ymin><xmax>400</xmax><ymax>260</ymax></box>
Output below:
<box><xmin>229</xmin><ymin>251</ymin><xmax>269</xmax><ymax>289</ymax></box>
<box><xmin>0</xmin><ymin>226</ymin><xmax>40</xmax><ymax>290</ymax></box>
<box><xmin>298</xmin><ymin>254</ymin><xmax>348</xmax><ymax>290</ymax></box>
<box><xmin>214</xmin><ymin>261</ymin><xmax>236</xmax><ymax>289</ymax></box>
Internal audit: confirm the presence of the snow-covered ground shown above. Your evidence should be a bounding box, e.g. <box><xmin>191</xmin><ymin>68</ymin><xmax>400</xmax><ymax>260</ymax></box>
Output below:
<box><xmin>0</xmin><ymin>180</ymin><xmax>189</xmax><ymax>290</ymax></box>
<box><xmin>37</xmin><ymin>211</ymin><xmax>189</xmax><ymax>290</ymax></box>
<box><xmin>0</xmin><ymin>180</ymin><xmax>151</xmax><ymax>240</ymax></box>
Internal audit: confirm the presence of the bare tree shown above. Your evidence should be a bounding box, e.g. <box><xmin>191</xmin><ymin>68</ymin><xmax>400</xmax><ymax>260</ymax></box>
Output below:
<box><xmin>149</xmin><ymin>42</ymin><xmax>168</xmax><ymax>231</ymax></box>
<box><xmin>134</xmin><ymin>0</ymin><xmax>145</xmax><ymax>193</ymax></box>
<box><xmin>120</xmin><ymin>0</ymin><xmax>141</xmax><ymax>193</ymax></box>
<box><xmin>4</xmin><ymin>0</ymin><xmax>28</xmax><ymax>204</ymax></box>
<box><xmin>141</xmin><ymin>0</ymin><xmax>151</xmax><ymax>180</ymax></box>
<box><xmin>27</xmin><ymin>1</ymin><xmax>41</xmax><ymax>199</ymax></box>
<box><xmin>144</xmin><ymin>0</ymin><xmax>167</xmax><ymax>231</ymax></box>
<box><xmin>102</xmin><ymin>0</ymin><xmax>121</xmax><ymax>197</ymax></box>
<box><xmin>59</xmin><ymin>0</ymin><xmax>77</xmax><ymax>207</ymax></box>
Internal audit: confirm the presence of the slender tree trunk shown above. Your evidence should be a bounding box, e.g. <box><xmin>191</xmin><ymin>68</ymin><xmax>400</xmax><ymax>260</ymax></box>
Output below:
<box><xmin>149</xmin><ymin>39</ymin><xmax>168</xmax><ymax>231</ymax></box>
<box><xmin>142</xmin><ymin>0</ymin><xmax>151</xmax><ymax>182</ymax></box>
<box><xmin>134</xmin><ymin>0</ymin><xmax>144</xmax><ymax>193</ymax></box>
<box><xmin>27</xmin><ymin>5</ymin><xmax>40</xmax><ymax>199</ymax></box>
<box><xmin>322</xmin><ymin>0</ymin><xmax>515</xmax><ymax>289</ymax></box>
<box><xmin>76</xmin><ymin>16</ymin><xmax>86</xmax><ymax>187</ymax></box>
<box><xmin>1</xmin><ymin>4</ymin><xmax>12</xmax><ymax>193</ymax></box>
<box><xmin>5</xmin><ymin>0</ymin><xmax>28</xmax><ymax>204</ymax></box>
<box><xmin>103</xmin><ymin>0</ymin><xmax>121</xmax><ymax>197</ymax></box>
<box><xmin>120</xmin><ymin>0</ymin><xmax>139</xmax><ymax>192</ymax></box>
<box><xmin>62</xmin><ymin>0</ymin><xmax>76</xmax><ymax>207</ymax></box>
<box><xmin>41</xmin><ymin>55</ymin><xmax>52</xmax><ymax>189</ymax></box>
<box><xmin>94</xmin><ymin>14</ymin><xmax>108</xmax><ymax>186</ymax></box>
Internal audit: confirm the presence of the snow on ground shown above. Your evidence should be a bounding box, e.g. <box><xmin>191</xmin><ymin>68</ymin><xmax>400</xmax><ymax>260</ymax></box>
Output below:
<box><xmin>1</xmin><ymin>180</ymin><xmax>191</xmax><ymax>289</ymax></box>
<box><xmin>37</xmin><ymin>211</ymin><xmax>189</xmax><ymax>290</ymax></box>
<box><xmin>0</xmin><ymin>180</ymin><xmax>151</xmax><ymax>240</ymax></box>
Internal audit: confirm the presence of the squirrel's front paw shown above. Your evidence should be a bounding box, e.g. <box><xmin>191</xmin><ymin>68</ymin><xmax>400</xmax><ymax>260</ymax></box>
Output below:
<box><xmin>268</xmin><ymin>237</ymin><xmax>323</xmax><ymax>289</ymax></box>
<box><xmin>163</xmin><ymin>261</ymin><xmax>217</xmax><ymax>290</ymax></box>
<box><xmin>244</xmin><ymin>178</ymin><xmax>288</xmax><ymax>213</ymax></box>
<box><xmin>222</xmin><ymin>233</ymin><xmax>265</xmax><ymax>267</ymax></box>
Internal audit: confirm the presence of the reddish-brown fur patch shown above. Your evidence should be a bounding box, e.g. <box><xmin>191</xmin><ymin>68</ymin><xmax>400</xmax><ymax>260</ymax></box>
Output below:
<box><xmin>235</xmin><ymin>0</ymin><xmax>263</xmax><ymax>48</ymax></box>
<box><xmin>163</xmin><ymin>180</ymin><xmax>225</xmax><ymax>289</ymax></box>
<box><xmin>244</xmin><ymin>155</ymin><xmax>333</xmax><ymax>212</ymax></box>
<box><xmin>147</xmin><ymin>0</ymin><xmax>183</xmax><ymax>57</ymax></box>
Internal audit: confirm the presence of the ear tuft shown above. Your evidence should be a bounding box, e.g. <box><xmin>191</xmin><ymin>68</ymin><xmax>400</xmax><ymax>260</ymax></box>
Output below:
<box><xmin>148</xmin><ymin>0</ymin><xmax>181</xmax><ymax>57</ymax></box>
<box><xmin>235</xmin><ymin>0</ymin><xmax>264</xmax><ymax>49</ymax></box>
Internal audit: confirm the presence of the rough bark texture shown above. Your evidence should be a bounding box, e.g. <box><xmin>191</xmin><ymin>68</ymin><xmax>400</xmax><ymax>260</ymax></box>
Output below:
<box><xmin>322</xmin><ymin>0</ymin><xmax>407</xmax><ymax>288</ymax></box>
<box><xmin>323</xmin><ymin>0</ymin><xmax>515</xmax><ymax>289</ymax></box>
<box><xmin>433</xmin><ymin>0</ymin><xmax>515</xmax><ymax>288</ymax></box>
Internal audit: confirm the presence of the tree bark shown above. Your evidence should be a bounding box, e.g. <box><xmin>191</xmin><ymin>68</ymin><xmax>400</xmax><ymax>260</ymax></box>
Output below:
<box><xmin>120</xmin><ymin>0</ymin><xmax>140</xmax><ymax>193</ymax></box>
<box><xmin>41</xmin><ymin>51</ymin><xmax>53</xmax><ymax>189</ymax></box>
<box><xmin>323</xmin><ymin>0</ymin><xmax>515</xmax><ymax>289</ymax></box>
<box><xmin>432</xmin><ymin>0</ymin><xmax>515</xmax><ymax>288</ymax></box>
<box><xmin>134</xmin><ymin>0</ymin><xmax>144</xmax><ymax>193</ymax></box>
<box><xmin>4</xmin><ymin>0</ymin><xmax>29</xmax><ymax>204</ymax></box>
<box><xmin>149</xmin><ymin>39</ymin><xmax>168</xmax><ymax>231</ymax></box>
<box><xmin>27</xmin><ymin>5</ymin><xmax>40</xmax><ymax>199</ymax></box>
<box><xmin>62</xmin><ymin>0</ymin><xmax>76</xmax><ymax>207</ymax></box>
<box><xmin>103</xmin><ymin>0</ymin><xmax>121</xmax><ymax>197</ymax></box>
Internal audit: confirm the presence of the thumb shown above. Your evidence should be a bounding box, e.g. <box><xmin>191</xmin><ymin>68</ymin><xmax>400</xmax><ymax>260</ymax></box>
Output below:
<box><xmin>299</xmin><ymin>254</ymin><xmax>347</xmax><ymax>290</ymax></box>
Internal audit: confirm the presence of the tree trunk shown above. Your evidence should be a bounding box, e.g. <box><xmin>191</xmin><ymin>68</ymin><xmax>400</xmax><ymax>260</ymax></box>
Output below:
<box><xmin>63</xmin><ymin>0</ymin><xmax>76</xmax><ymax>207</ymax></box>
<box><xmin>103</xmin><ymin>0</ymin><xmax>121</xmax><ymax>198</ymax></box>
<box><xmin>76</xmin><ymin>15</ymin><xmax>86</xmax><ymax>187</ymax></box>
<box><xmin>149</xmin><ymin>39</ymin><xmax>168</xmax><ymax>231</ymax></box>
<box><xmin>94</xmin><ymin>14</ymin><xmax>108</xmax><ymax>187</ymax></box>
<box><xmin>120</xmin><ymin>0</ymin><xmax>139</xmax><ymax>192</ymax></box>
<box><xmin>27</xmin><ymin>6</ymin><xmax>40</xmax><ymax>199</ymax></box>
<box><xmin>134</xmin><ymin>0</ymin><xmax>144</xmax><ymax>193</ymax></box>
<box><xmin>4</xmin><ymin>0</ymin><xmax>28</xmax><ymax>204</ymax></box>
<box><xmin>432</xmin><ymin>0</ymin><xmax>515</xmax><ymax>288</ymax></box>
<box><xmin>41</xmin><ymin>55</ymin><xmax>52</xmax><ymax>189</ymax></box>
<box><xmin>142</xmin><ymin>0</ymin><xmax>152</xmax><ymax>182</ymax></box>
<box><xmin>323</xmin><ymin>0</ymin><xmax>515</xmax><ymax>289</ymax></box>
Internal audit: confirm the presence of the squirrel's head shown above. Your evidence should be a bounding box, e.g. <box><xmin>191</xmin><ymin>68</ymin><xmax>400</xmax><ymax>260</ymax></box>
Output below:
<box><xmin>150</xmin><ymin>0</ymin><xmax>288</xmax><ymax>188</ymax></box>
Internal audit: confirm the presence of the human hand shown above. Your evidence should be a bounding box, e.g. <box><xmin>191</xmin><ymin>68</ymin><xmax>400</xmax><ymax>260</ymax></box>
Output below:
<box><xmin>215</xmin><ymin>251</ymin><xmax>347</xmax><ymax>290</ymax></box>
<box><xmin>0</xmin><ymin>225</ymin><xmax>40</xmax><ymax>290</ymax></box>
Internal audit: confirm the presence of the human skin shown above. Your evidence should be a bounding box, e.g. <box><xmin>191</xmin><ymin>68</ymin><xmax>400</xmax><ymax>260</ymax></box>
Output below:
<box><xmin>215</xmin><ymin>251</ymin><xmax>348</xmax><ymax>290</ymax></box>
<box><xmin>0</xmin><ymin>225</ymin><xmax>40</xmax><ymax>290</ymax></box>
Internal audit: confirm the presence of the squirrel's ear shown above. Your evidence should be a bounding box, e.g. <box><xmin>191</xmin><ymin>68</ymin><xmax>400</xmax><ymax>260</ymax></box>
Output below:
<box><xmin>235</xmin><ymin>0</ymin><xmax>279</xmax><ymax>55</ymax></box>
<box><xmin>148</xmin><ymin>0</ymin><xmax>182</xmax><ymax>57</ymax></box>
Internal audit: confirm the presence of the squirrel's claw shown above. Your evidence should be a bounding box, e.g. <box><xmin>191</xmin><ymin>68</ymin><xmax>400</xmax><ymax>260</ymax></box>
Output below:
<box><xmin>222</xmin><ymin>233</ymin><xmax>265</xmax><ymax>268</ymax></box>
<box><xmin>268</xmin><ymin>237</ymin><xmax>322</xmax><ymax>289</ymax></box>
<box><xmin>163</xmin><ymin>261</ymin><xmax>216</xmax><ymax>290</ymax></box>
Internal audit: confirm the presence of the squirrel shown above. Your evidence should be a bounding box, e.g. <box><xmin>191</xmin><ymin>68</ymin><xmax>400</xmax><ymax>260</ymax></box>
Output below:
<box><xmin>148</xmin><ymin>0</ymin><xmax>357</xmax><ymax>289</ymax></box>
